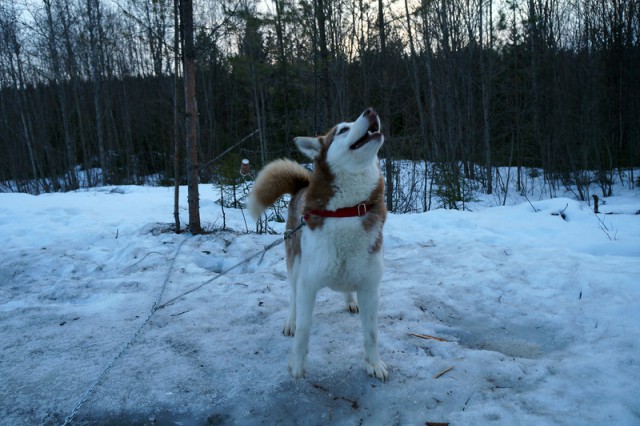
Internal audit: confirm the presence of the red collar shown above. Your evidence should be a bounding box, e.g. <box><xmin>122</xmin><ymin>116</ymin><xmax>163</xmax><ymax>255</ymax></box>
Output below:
<box><xmin>304</xmin><ymin>203</ymin><xmax>372</xmax><ymax>221</ymax></box>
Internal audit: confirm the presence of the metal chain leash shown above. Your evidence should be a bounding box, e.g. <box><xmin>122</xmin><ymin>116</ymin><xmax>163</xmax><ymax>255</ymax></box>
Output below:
<box><xmin>61</xmin><ymin>223</ymin><xmax>305</xmax><ymax>425</ymax></box>
<box><xmin>61</xmin><ymin>237</ymin><xmax>187</xmax><ymax>426</ymax></box>
<box><xmin>155</xmin><ymin>220</ymin><xmax>305</xmax><ymax>311</ymax></box>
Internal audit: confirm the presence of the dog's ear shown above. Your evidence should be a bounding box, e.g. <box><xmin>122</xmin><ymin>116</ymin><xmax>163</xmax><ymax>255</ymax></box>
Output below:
<box><xmin>294</xmin><ymin>136</ymin><xmax>322</xmax><ymax>160</ymax></box>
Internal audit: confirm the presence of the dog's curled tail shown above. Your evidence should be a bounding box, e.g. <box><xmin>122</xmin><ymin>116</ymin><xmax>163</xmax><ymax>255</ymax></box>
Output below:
<box><xmin>248</xmin><ymin>159</ymin><xmax>311</xmax><ymax>219</ymax></box>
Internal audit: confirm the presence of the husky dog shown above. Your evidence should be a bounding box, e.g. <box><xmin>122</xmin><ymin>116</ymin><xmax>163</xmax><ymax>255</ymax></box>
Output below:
<box><xmin>249</xmin><ymin>108</ymin><xmax>387</xmax><ymax>381</ymax></box>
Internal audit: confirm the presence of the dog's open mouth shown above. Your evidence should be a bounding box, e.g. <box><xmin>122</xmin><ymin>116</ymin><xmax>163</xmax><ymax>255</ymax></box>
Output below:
<box><xmin>350</xmin><ymin>120</ymin><xmax>382</xmax><ymax>150</ymax></box>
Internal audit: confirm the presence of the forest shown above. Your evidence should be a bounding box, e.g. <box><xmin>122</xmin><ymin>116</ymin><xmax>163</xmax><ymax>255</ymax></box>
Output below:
<box><xmin>1</xmin><ymin>0</ymin><xmax>638</xmax><ymax>211</ymax></box>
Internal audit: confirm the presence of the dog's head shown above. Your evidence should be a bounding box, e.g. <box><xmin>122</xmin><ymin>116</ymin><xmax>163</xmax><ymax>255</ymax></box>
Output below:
<box><xmin>294</xmin><ymin>108</ymin><xmax>384</xmax><ymax>172</ymax></box>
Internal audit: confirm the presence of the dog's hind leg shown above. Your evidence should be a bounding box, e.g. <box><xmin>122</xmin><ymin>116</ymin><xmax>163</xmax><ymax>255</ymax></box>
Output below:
<box><xmin>283</xmin><ymin>258</ymin><xmax>300</xmax><ymax>336</ymax></box>
<box><xmin>344</xmin><ymin>292</ymin><xmax>359</xmax><ymax>313</ymax></box>
<box><xmin>357</xmin><ymin>286</ymin><xmax>388</xmax><ymax>381</ymax></box>
<box><xmin>288</xmin><ymin>282</ymin><xmax>318</xmax><ymax>378</ymax></box>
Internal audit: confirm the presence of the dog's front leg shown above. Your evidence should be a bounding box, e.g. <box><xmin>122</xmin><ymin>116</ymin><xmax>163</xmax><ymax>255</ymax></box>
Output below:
<box><xmin>358</xmin><ymin>286</ymin><xmax>388</xmax><ymax>381</ymax></box>
<box><xmin>288</xmin><ymin>282</ymin><xmax>317</xmax><ymax>378</ymax></box>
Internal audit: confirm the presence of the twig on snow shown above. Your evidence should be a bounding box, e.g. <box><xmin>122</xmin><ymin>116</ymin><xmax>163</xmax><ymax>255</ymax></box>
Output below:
<box><xmin>128</xmin><ymin>251</ymin><xmax>164</xmax><ymax>269</ymax></box>
<box><xmin>551</xmin><ymin>203</ymin><xmax>569</xmax><ymax>221</ymax></box>
<box><xmin>523</xmin><ymin>192</ymin><xmax>540</xmax><ymax>212</ymax></box>
<box><xmin>593</xmin><ymin>210</ymin><xmax>615</xmax><ymax>241</ymax></box>
<box><xmin>408</xmin><ymin>333</ymin><xmax>449</xmax><ymax>342</ymax></box>
<box><xmin>433</xmin><ymin>366</ymin><xmax>455</xmax><ymax>379</ymax></box>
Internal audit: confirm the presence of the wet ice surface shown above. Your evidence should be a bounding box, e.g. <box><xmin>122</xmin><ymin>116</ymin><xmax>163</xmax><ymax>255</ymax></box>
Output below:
<box><xmin>448</xmin><ymin>324</ymin><xmax>559</xmax><ymax>359</ymax></box>
<box><xmin>1</xmin><ymin>185</ymin><xmax>639</xmax><ymax>425</ymax></box>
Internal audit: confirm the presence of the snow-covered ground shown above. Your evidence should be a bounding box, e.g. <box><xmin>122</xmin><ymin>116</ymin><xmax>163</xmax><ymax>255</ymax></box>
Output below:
<box><xmin>1</xmin><ymin>176</ymin><xmax>639</xmax><ymax>425</ymax></box>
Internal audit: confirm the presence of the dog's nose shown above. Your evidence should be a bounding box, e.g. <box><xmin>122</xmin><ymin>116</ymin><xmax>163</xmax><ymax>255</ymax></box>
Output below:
<box><xmin>363</xmin><ymin>108</ymin><xmax>379</xmax><ymax>129</ymax></box>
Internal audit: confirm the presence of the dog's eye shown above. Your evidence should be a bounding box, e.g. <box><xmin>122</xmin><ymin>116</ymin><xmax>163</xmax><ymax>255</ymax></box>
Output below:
<box><xmin>337</xmin><ymin>127</ymin><xmax>349</xmax><ymax>135</ymax></box>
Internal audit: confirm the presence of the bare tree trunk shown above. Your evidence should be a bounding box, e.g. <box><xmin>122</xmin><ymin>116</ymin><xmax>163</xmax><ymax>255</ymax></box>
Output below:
<box><xmin>316</xmin><ymin>0</ymin><xmax>331</xmax><ymax>127</ymax></box>
<box><xmin>173</xmin><ymin>0</ymin><xmax>181</xmax><ymax>233</ymax></box>
<box><xmin>404</xmin><ymin>0</ymin><xmax>428</xmax><ymax>149</ymax></box>
<box><xmin>60</xmin><ymin>0</ymin><xmax>91</xmax><ymax>187</ymax></box>
<box><xmin>252</xmin><ymin>75</ymin><xmax>267</xmax><ymax>164</ymax></box>
<box><xmin>378</xmin><ymin>0</ymin><xmax>393</xmax><ymax>212</ymax></box>
<box><xmin>479</xmin><ymin>0</ymin><xmax>492</xmax><ymax>194</ymax></box>
<box><xmin>44</xmin><ymin>0</ymin><xmax>77</xmax><ymax>189</ymax></box>
<box><xmin>421</xmin><ymin>0</ymin><xmax>439</xmax><ymax>162</ymax></box>
<box><xmin>6</xmin><ymin>24</ymin><xmax>40</xmax><ymax>194</ymax></box>
<box><xmin>87</xmin><ymin>0</ymin><xmax>108</xmax><ymax>185</ymax></box>
<box><xmin>144</xmin><ymin>0</ymin><xmax>168</xmax><ymax>76</ymax></box>
<box><xmin>274</xmin><ymin>0</ymin><xmax>291</xmax><ymax>144</ymax></box>
<box><xmin>405</xmin><ymin>0</ymin><xmax>431</xmax><ymax>212</ymax></box>
<box><xmin>528</xmin><ymin>0</ymin><xmax>544</xmax><ymax>176</ymax></box>
<box><xmin>181</xmin><ymin>0</ymin><xmax>201</xmax><ymax>234</ymax></box>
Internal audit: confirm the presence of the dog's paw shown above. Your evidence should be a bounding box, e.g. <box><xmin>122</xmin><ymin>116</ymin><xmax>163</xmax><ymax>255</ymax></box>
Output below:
<box><xmin>344</xmin><ymin>293</ymin><xmax>359</xmax><ymax>313</ymax></box>
<box><xmin>366</xmin><ymin>360</ymin><xmax>388</xmax><ymax>382</ymax></box>
<box><xmin>283</xmin><ymin>321</ymin><xmax>295</xmax><ymax>336</ymax></box>
<box><xmin>288</xmin><ymin>357</ymin><xmax>306</xmax><ymax>379</ymax></box>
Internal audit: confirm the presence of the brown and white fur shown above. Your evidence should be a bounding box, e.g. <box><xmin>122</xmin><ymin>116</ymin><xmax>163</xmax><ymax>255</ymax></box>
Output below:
<box><xmin>249</xmin><ymin>108</ymin><xmax>388</xmax><ymax>381</ymax></box>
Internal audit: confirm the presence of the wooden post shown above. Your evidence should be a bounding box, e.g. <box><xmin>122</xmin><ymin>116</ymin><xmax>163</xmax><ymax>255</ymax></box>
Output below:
<box><xmin>181</xmin><ymin>0</ymin><xmax>202</xmax><ymax>234</ymax></box>
<box><xmin>173</xmin><ymin>0</ymin><xmax>181</xmax><ymax>234</ymax></box>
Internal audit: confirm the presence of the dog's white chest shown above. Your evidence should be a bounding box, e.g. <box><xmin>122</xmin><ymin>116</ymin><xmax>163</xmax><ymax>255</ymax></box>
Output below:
<box><xmin>300</xmin><ymin>219</ymin><xmax>383</xmax><ymax>292</ymax></box>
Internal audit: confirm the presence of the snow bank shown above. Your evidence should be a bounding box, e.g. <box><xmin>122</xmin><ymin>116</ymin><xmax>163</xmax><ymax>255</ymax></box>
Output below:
<box><xmin>1</xmin><ymin>184</ymin><xmax>639</xmax><ymax>425</ymax></box>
